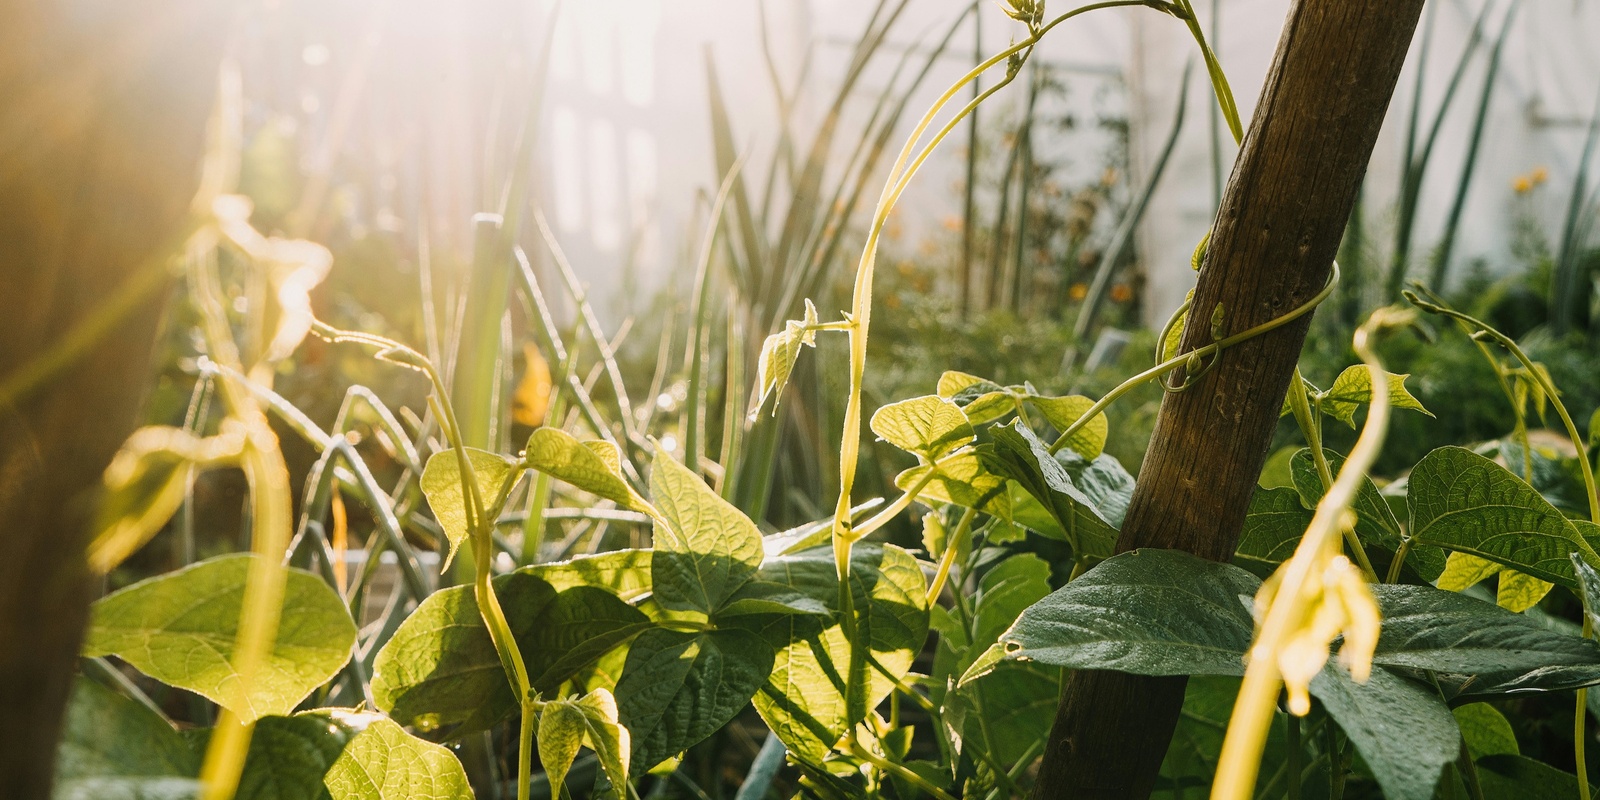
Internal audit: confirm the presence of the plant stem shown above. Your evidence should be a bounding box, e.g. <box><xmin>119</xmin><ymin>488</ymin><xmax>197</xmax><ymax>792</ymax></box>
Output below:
<box><xmin>1287</xmin><ymin>368</ymin><xmax>1377</xmax><ymax>582</ymax></box>
<box><xmin>1049</xmin><ymin>264</ymin><xmax>1339</xmax><ymax>455</ymax></box>
<box><xmin>1212</xmin><ymin>311</ymin><xmax>1402</xmax><ymax>800</ymax></box>
<box><xmin>925</xmin><ymin>506</ymin><xmax>977</xmax><ymax>605</ymax></box>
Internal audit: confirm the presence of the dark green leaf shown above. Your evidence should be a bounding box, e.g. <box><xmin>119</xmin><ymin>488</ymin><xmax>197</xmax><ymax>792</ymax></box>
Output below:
<box><xmin>1453</xmin><ymin>703</ymin><xmax>1518</xmax><ymax>760</ymax></box>
<box><xmin>991</xmin><ymin>549</ymin><xmax>1256</xmax><ymax>678</ymax></box>
<box><xmin>1475</xmin><ymin>754</ymin><xmax>1596</xmax><ymax>799</ymax></box>
<box><xmin>1234</xmin><ymin>487</ymin><xmax>1313</xmax><ymax>574</ymax></box>
<box><xmin>980</xmin><ymin>421</ymin><xmax>1119</xmax><ymax>560</ymax></box>
<box><xmin>1369</xmin><ymin>583</ymin><xmax>1600</xmax><ymax>677</ymax></box>
<box><xmin>82</xmin><ymin>555</ymin><xmax>356</xmax><ymax>723</ymax></box>
<box><xmin>1292</xmin><ymin>449</ymin><xmax>1444</xmax><ymax>580</ymax></box>
<box><xmin>743</xmin><ymin>544</ymin><xmax>930</xmax><ymax>764</ymax></box>
<box><xmin>1309</xmin><ymin>664</ymin><xmax>1456</xmax><ymax>800</ymax></box>
<box><xmin>54</xmin><ymin>676</ymin><xmax>201</xmax><ymax>800</ymax></box>
<box><xmin>614</xmin><ymin>628</ymin><xmax>774</xmax><ymax>772</ymax></box>
<box><xmin>233</xmin><ymin>712</ymin><xmax>358</xmax><ymax>800</ymax></box>
<box><xmin>1407</xmin><ymin>446</ymin><xmax>1599</xmax><ymax>588</ymax></box>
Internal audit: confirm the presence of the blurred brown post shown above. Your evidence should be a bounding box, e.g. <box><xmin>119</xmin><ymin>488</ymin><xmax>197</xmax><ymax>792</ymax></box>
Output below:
<box><xmin>0</xmin><ymin>1</ymin><xmax>228</xmax><ymax>795</ymax></box>
<box><xmin>1031</xmin><ymin>1</ymin><xmax>1424</xmax><ymax>797</ymax></box>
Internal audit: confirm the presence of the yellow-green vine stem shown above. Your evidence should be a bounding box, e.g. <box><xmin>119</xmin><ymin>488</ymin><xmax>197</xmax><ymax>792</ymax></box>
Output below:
<box><xmin>188</xmin><ymin>232</ymin><xmax>296</xmax><ymax>800</ymax></box>
<box><xmin>1211</xmin><ymin>309</ymin><xmax>1407</xmax><ymax>800</ymax></box>
<box><xmin>313</xmin><ymin>320</ymin><xmax>539</xmax><ymax>800</ymax></box>
<box><xmin>1285</xmin><ymin>368</ymin><xmax>1378</xmax><ymax>582</ymax></box>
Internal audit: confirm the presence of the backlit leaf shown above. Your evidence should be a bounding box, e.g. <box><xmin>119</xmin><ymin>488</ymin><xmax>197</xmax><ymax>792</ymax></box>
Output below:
<box><xmin>420</xmin><ymin>447</ymin><xmax>518</xmax><ymax>568</ymax></box>
<box><xmin>372</xmin><ymin>574</ymin><xmax>646</xmax><ymax>738</ymax></box>
<box><xmin>521</xmin><ymin>428</ymin><xmax>642</xmax><ymax>511</ymax></box>
<box><xmin>648</xmin><ymin>449</ymin><xmax>763</xmax><ymax>614</ymax></box>
<box><xmin>1025</xmin><ymin>395</ymin><xmax>1107</xmax><ymax>461</ymax></box>
<box><xmin>1318</xmin><ymin>366</ymin><xmax>1432</xmax><ymax>428</ymax></box>
<box><xmin>869</xmin><ymin>395</ymin><xmax>974</xmax><ymax>461</ymax></box>
<box><xmin>743</xmin><ymin>544</ymin><xmax>930</xmax><ymax>764</ymax></box>
<box><xmin>1453</xmin><ymin>703</ymin><xmax>1518</xmax><ymax>760</ymax></box>
<box><xmin>751</xmin><ymin>299</ymin><xmax>818</xmax><ymax>416</ymax></box>
<box><xmin>322</xmin><ymin>717</ymin><xmax>473</xmax><ymax>799</ymax></box>
<box><xmin>82</xmin><ymin>555</ymin><xmax>355</xmax><ymax>723</ymax></box>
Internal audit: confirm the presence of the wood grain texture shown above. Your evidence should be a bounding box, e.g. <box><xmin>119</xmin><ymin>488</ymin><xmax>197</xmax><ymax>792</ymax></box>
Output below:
<box><xmin>1030</xmin><ymin>2</ymin><xmax>1425</xmax><ymax>797</ymax></box>
<box><xmin>0</xmin><ymin>2</ymin><xmax>227</xmax><ymax>795</ymax></box>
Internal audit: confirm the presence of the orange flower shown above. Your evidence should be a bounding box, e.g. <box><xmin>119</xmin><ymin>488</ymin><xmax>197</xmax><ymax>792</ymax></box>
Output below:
<box><xmin>1531</xmin><ymin>166</ymin><xmax>1549</xmax><ymax>185</ymax></box>
<box><xmin>1109</xmin><ymin>284</ymin><xmax>1133</xmax><ymax>303</ymax></box>
<box><xmin>1069</xmin><ymin>283</ymin><xmax>1088</xmax><ymax>301</ymax></box>
<box><xmin>1513</xmin><ymin>175</ymin><xmax>1533</xmax><ymax>194</ymax></box>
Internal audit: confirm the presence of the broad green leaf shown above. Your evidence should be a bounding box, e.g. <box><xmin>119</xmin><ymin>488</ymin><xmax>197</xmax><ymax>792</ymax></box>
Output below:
<box><xmin>1475</xmin><ymin>754</ymin><xmax>1596</xmax><ymax>799</ymax></box>
<box><xmin>372</xmin><ymin>574</ymin><xmax>646</xmax><ymax>738</ymax></box>
<box><xmin>979</xmin><ymin>422</ymin><xmax>1119</xmax><ymax>560</ymax></box>
<box><xmin>1025</xmin><ymin>395</ymin><xmax>1107</xmax><ymax>461</ymax></box>
<box><xmin>575</xmin><ymin>689</ymin><xmax>630</xmax><ymax>792</ymax></box>
<box><xmin>1317</xmin><ymin>365</ymin><xmax>1432</xmax><ymax>427</ymax></box>
<box><xmin>936</xmin><ymin>371</ymin><xmax>987</xmax><ymax>398</ymax></box>
<box><xmin>944</xmin><ymin>661</ymin><xmax>1059</xmax><ymax>769</ymax></box>
<box><xmin>1575</xmin><ymin>552</ymin><xmax>1600</xmax><ymax>632</ymax></box>
<box><xmin>1054</xmin><ymin>449</ymin><xmax>1136</xmax><ymax>529</ymax></box>
<box><xmin>990</xmin><ymin>549</ymin><xmax>1257</xmax><ymax>678</ymax></box>
<box><xmin>82</xmin><ymin>555</ymin><xmax>356</xmax><ymax>723</ymax></box>
<box><xmin>896</xmin><ymin>453</ymin><xmax>1010</xmax><ymax>517</ymax></box>
<box><xmin>939</xmin><ymin>372</ymin><xmax>1013</xmax><ymax>426</ymax></box>
<box><xmin>372</xmin><ymin>573</ymin><xmax>556</xmax><ymax>737</ymax></box>
<box><xmin>1309</xmin><ymin>664</ymin><xmax>1456</xmax><ymax>800</ymax></box>
<box><xmin>1407</xmin><ymin>446</ymin><xmax>1600</xmax><ymax>588</ymax></box>
<box><xmin>322</xmin><ymin>717</ymin><xmax>473</xmax><ymax>799</ymax></box>
<box><xmin>614</xmin><ymin>628</ymin><xmax>774</xmax><ymax>772</ymax></box>
<box><xmin>537</xmin><ymin>702</ymin><xmax>585</xmax><ymax>794</ymax></box>
<box><xmin>521</xmin><ymin>428</ymin><xmax>642</xmax><ymax>511</ymax></box>
<box><xmin>1367</xmin><ymin>583</ymin><xmax>1600</xmax><ymax>682</ymax></box>
<box><xmin>969</xmin><ymin>555</ymin><xmax>1053</xmax><ymax>655</ymax></box>
<box><xmin>89</xmin><ymin>425</ymin><xmax>242</xmax><ymax>575</ymax></box>
<box><xmin>1453</xmin><ymin>703</ymin><xmax>1518</xmax><ymax>760</ymax></box>
<box><xmin>649</xmin><ymin>449</ymin><xmax>763</xmax><ymax>614</ymax></box>
<box><xmin>54</xmin><ymin>676</ymin><xmax>201</xmax><ymax>800</ymax></box>
<box><xmin>868</xmin><ymin>395</ymin><xmax>974</xmax><ymax>460</ymax></box>
<box><xmin>1499</xmin><ymin>438</ymin><xmax>1593</xmax><ymax>517</ymax></box>
<box><xmin>941</xmin><ymin>555</ymin><xmax>1058</xmax><ymax>768</ymax></box>
<box><xmin>1234</xmin><ymin>487</ymin><xmax>1313</xmax><ymax>575</ymax></box>
<box><xmin>420</xmin><ymin>447</ymin><xmax>518</xmax><ymax>568</ymax></box>
<box><xmin>752</xmin><ymin>299</ymin><xmax>818</xmax><ymax>415</ymax></box>
<box><xmin>523</xmin><ymin>549</ymin><xmax>653</xmax><ymax>601</ymax></box>
<box><xmin>232</xmin><ymin>712</ymin><xmax>359</xmax><ymax>800</ymax></box>
<box><xmin>1496</xmin><ymin>570</ymin><xmax>1553</xmax><ymax>612</ymax></box>
<box><xmin>719</xmin><ymin>580</ymin><xmax>831</xmax><ymax>617</ymax></box>
<box><xmin>1291</xmin><ymin>448</ymin><xmax>1445</xmax><ymax>581</ymax></box>
<box><xmin>743</xmin><ymin>544</ymin><xmax>930</xmax><ymax>764</ymax></box>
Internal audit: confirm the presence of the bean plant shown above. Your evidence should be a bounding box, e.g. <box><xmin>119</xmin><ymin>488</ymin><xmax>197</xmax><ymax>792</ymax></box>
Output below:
<box><xmin>58</xmin><ymin>1</ymin><xmax>1600</xmax><ymax>799</ymax></box>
